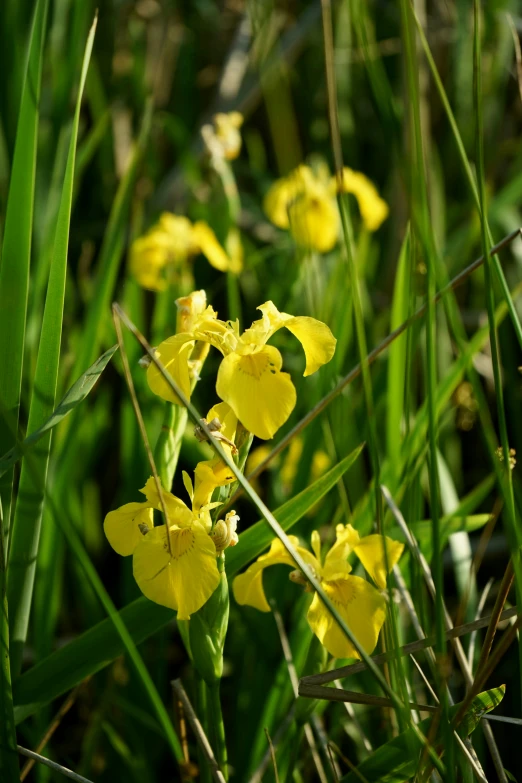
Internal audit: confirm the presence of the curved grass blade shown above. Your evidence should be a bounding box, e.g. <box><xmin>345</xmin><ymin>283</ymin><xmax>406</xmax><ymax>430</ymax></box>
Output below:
<box><xmin>0</xmin><ymin>3</ymin><xmax>49</xmax><ymax>778</ymax></box>
<box><xmin>0</xmin><ymin>345</ymin><xmax>118</xmax><ymax>478</ymax></box>
<box><xmin>339</xmin><ymin>687</ymin><xmax>505</xmax><ymax>783</ymax></box>
<box><xmin>12</xmin><ymin>444</ymin><xmax>363</xmax><ymax>722</ymax></box>
<box><xmin>0</xmin><ymin>0</ymin><xmax>49</xmax><ymax>537</ymax></box>
<box><xmin>7</xmin><ymin>17</ymin><xmax>97</xmax><ymax>678</ymax></box>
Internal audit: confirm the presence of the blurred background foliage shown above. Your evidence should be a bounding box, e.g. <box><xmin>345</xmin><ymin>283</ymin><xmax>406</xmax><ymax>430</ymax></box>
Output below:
<box><xmin>2</xmin><ymin>0</ymin><xmax>522</xmax><ymax>780</ymax></box>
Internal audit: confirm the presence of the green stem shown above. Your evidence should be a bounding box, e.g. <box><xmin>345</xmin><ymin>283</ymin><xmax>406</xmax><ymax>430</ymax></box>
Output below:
<box><xmin>196</xmin><ymin>675</ymin><xmax>211</xmax><ymax>783</ymax></box>
<box><xmin>209</xmin><ymin>681</ymin><xmax>228</xmax><ymax>780</ymax></box>
<box><xmin>0</xmin><ymin>519</ymin><xmax>19</xmax><ymax>781</ymax></box>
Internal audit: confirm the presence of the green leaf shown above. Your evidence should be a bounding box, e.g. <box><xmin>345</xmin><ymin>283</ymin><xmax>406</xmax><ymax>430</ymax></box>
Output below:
<box><xmin>226</xmin><ymin>443</ymin><xmax>365</xmax><ymax>577</ymax></box>
<box><xmin>339</xmin><ymin>687</ymin><xmax>505</xmax><ymax>783</ymax></box>
<box><xmin>13</xmin><ymin>443</ymin><xmax>364</xmax><ymax>722</ymax></box>
<box><xmin>0</xmin><ymin>2</ymin><xmax>49</xmax><ymax>779</ymax></box>
<box><xmin>0</xmin><ymin>345</ymin><xmax>118</xmax><ymax>478</ymax></box>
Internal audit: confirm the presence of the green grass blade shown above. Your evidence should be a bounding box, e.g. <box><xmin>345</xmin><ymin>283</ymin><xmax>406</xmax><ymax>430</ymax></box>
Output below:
<box><xmin>339</xmin><ymin>687</ymin><xmax>505</xmax><ymax>783</ymax></box>
<box><xmin>12</xmin><ymin>444</ymin><xmax>363</xmax><ymax>721</ymax></box>
<box><xmin>6</xmin><ymin>17</ymin><xmax>97</xmax><ymax>677</ymax></box>
<box><xmin>0</xmin><ymin>3</ymin><xmax>48</xmax><ymax>777</ymax></box>
<box><xmin>386</xmin><ymin>226</ymin><xmax>411</xmax><ymax>473</ymax></box>
<box><xmin>0</xmin><ymin>345</ymin><xmax>118</xmax><ymax>478</ymax></box>
<box><xmin>0</xmin><ymin>0</ymin><xmax>49</xmax><ymax>536</ymax></box>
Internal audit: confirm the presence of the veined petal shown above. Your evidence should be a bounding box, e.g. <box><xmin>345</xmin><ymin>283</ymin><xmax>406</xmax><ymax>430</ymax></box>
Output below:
<box><xmin>146</xmin><ymin>334</ymin><xmax>194</xmax><ymax>404</ymax></box>
<box><xmin>232</xmin><ymin>536</ymin><xmax>319</xmax><ymax>612</ymax></box>
<box><xmin>282</xmin><ymin>316</ymin><xmax>337</xmax><ymax>376</ymax></box>
<box><xmin>133</xmin><ymin>522</ymin><xmax>220</xmax><ymax>619</ymax></box>
<box><xmin>193</xmin><ymin>221</ymin><xmax>232</xmax><ymax>272</ymax></box>
<box><xmin>216</xmin><ymin>345</ymin><xmax>296</xmax><ymax>440</ymax></box>
<box><xmin>103</xmin><ymin>503</ymin><xmax>153</xmax><ymax>556</ymax></box>
<box><xmin>140</xmin><ymin>477</ymin><xmax>194</xmax><ymax>527</ymax></box>
<box><xmin>353</xmin><ymin>534</ymin><xmax>404</xmax><ymax>589</ymax></box>
<box><xmin>307</xmin><ymin>575</ymin><xmax>386</xmax><ymax>659</ymax></box>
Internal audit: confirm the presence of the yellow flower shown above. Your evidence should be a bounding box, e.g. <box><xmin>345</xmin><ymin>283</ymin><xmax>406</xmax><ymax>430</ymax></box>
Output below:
<box><xmin>205</xmin><ymin>111</ymin><xmax>244</xmax><ymax>161</ymax></box>
<box><xmin>103</xmin><ymin>458</ymin><xmax>239</xmax><ymax>619</ymax></box>
<box><xmin>232</xmin><ymin>525</ymin><xmax>404</xmax><ymax>659</ymax></box>
<box><xmin>147</xmin><ymin>300</ymin><xmax>337</xmax><ymax>440</ymax></box>
<box><xmin>129</xmin><ymin>213</ymin><xmax>238</xmax><ymax>290</ymax></box>
<box><xmin>264</xmin><ymin>164</ymin><xmax>388</xmax><ymax>252</ymax></box>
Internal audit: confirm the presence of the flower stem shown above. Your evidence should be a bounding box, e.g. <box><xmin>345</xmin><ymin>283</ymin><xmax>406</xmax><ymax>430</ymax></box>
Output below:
<box><xmin>209</xmin><ymin>681</ymin><xmax>228</xmax><ymax>780</ymax></box>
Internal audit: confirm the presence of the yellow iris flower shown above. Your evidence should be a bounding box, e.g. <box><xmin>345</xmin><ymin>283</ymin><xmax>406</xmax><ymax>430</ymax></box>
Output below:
<box><xmin>147</xmin><ymin>300</ymin><xmax>337</xmax><ymax>440</ymax></box>
<box><xmin>233</xmin><ymin>524</ymin><xmax>404</xmax><ymax>659</ymax></box>
<box><xmin>204</xmin><ymin>111</ymin><xmax>244</xmax><ymax>161</ymax></box>
<box><xmin>103</xmin><ymin>405</ymin><xmax>239</xmax><ymax>619</ymax></box>
<box><xmin>129</xmin><ymin>212</ymin><xmax>241</xmax><ymax>291</ymax></box>
<box><xmin>264</xmin><ymin>164</ymin><xmax>389</xmax><ymax>253</ymax></box>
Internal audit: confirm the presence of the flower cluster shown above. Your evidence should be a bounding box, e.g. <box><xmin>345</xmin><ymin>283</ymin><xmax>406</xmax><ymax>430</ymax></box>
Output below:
<box><xmin>147</xmin><ymin>298</ymin><xmax>337</xmax><ymax>440</ymax></box>
<box><xmin>233</xmin><ymin>524</ymin><xmax>404</xmax><ymax>659</ymax></box>
<box><xmin>264</xmin><ymin>163</ymin><xmax>389</xmax><ymax>252</ymax></box>
<box><xmin>104</xmin><ymin>402</ymin><xmax>239</xmax><ymax>619</ymax></box>
<box><xmin>129</xmin><ymin>213</ymin><xmax>242</xmax><ymax>291</ymax></box>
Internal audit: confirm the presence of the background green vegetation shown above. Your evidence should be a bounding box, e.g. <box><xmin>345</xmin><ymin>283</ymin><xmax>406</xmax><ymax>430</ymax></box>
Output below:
<box><xmin>1</xmin><ymin>0</ymin><xmax>522</xmax><ymax>780</ymax></box>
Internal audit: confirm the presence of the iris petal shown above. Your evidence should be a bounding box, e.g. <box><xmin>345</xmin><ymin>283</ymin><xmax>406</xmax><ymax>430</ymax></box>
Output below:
<box><xmin>103</xmin><ymin>503</ymin><xmax>153</xmax><ymax>556</ymax></box>
<box><xmin>133</xmin><ymin>522</ymin><xmax>220</xmax><ymax>619</ymax></box>
<box><xmin>307</xmin><ymin>575</ymin><xmax>386</xmax><ymax>659</ymax></box>
<box><xmin>216</xmin><ymin>345</ymin><xmax>296</xmax><ymax>440</ymax></box>
<box><xmin>353</xmin><ymin>534</ymin><xmax>404</xmax><ymax>589</ymax></box>
<box><xmin>146</xmin><ymin>334</ymin><xmax>194</xmax><ymax>404</ymax></box>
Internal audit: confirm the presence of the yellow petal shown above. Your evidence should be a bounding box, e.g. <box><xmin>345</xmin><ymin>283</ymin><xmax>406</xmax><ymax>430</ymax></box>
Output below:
<box><xmin>226</xmin><ymin>227</ymin><xmax>244</xmax><ymax>273</ymax></box>
<box><xmin>232</xmin><ymin>536</ymin><xmax>316</xmax><ymax>612</ymax></box>
<box><xmin>206</xmin><ymin>401</ymin><xmax>238</xmax><ymax>444</ymax></box>
<box><xmin>282</xmin><ymin>316</ymin><xmax>337</xmax><ymax>376</ymax></box>
<box><xmin>133</xmin><ymin>522</ymin><xmax>220</xmax><ymax>619</ymax></box>
<box><xmin>193</xmin><ymin>458</ymin><xmax>235</xmax><ymax>512</ymax></box>
<box><xmin>146</xmin><ymin>334</ymin><xmax>194</xmax><ymax>405</ymax></box>
<box><xmin>103</xmin><ymin>503</ymin><xmax>153</xmax><ymax>556</ymax></box>
<box><xmin>288</xmin><ymin>187</ymin><xmax>340</xmax><ymax>252</ymax></box>
<box><xmin>353</xmin><ymin>534</ymin><xmax>404</xmax><ymax>589</ymax></box>
<box><xmin>129</xmin><ymin>233</ymin><xmax>170</xmax><ymax>291</ymax></box>
<box><xmin>158</xmin><ymin>213</ymin><xmax>197</xmax><ymax>259</ymax></box>
<box><xmin>140</xmin><ymin>477</ymin><xmax>194</xmax><ymax>527</ymax></box>
<box><xmin>335</xmin><ymin>168</ymin><xmax>389</xmax><ymax>232</ymax></box>
<box><xmin>307</xmin><ymin>576</ymin><xmax>387</xmax><ymax>659</ymax></box>
<box><xmin>192</xmin><ymin>222</ymin><xmax>232</xmax><ymax>272</ymax></box>
<box><xmin>311</xmin><ymin>531</ymin><xmax>322</xmax><ymax>564</ymax></box>
<box><xmin>263</xmin><ymin>166</ymin><xmax>317</xmax><ymax>229</ymax></box>
<box><xmin>213</xmin><ymin>112</ymin><xmax>243</xmax><ymax>160</ymax></box>
<box><xmin>175</xmin><ymin>290</ymin><xmax>208</xmax><ymax>333</ymax></box>
<box><xmin>216</xmin><ymin>345</ymin><xmax>296</xmax><ymax>439</ymax></box>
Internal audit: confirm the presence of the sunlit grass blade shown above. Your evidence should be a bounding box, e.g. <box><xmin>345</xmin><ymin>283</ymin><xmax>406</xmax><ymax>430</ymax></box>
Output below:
<box><xmin>0</xmin><ymin>0</ymin><xmax>49</xmax><ymax>535</ymax></box>
<box><xmin>12</xmin><ymin>445</ymin><xmax>363</xmax><ymax>721</ymax></box>
<box><xmin>6</xmin><ymin>16</ymin><xmax>97</xmax><ymax>678</ymax></box>
<box><xmin>0</xmin><ymin>345</ymin><xmax>117</xmax><ymax>478</ymax></box>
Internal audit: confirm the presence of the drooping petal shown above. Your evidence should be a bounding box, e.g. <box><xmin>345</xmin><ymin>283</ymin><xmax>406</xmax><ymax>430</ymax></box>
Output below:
<box><xmin>103</xmin><ymin>503</ymin><xmax>153</xmax><ymax>556</ymax></box>
<box><xmin>140</xmin><ymin>477</ymin><xmax>194</xmax><ymax>527</ymax></box>
<box><xmin>335</xmin><ymin>168</ymin><xmax>389</xmax><ymax>232</ymax></box>
<box><xmin>192</xmin><ymin>222</ymin><xmax>232</xmax><ymax>272</ymax></box>
<box><xmin>133</xmin><ymin>522</ymin><xmax>220</xmax><ymax>619</ymax></box>
<box><xmin>216</xmin><ymin>345</ymin><xmax>296</xmax><ymax>440</ymax></box>
<box><xmin>287</xmin><ymin>186</ymin><xmax>340</xmax><ymax>252</ymax></box>
<box><xmin>353</xmin><ymin>534</ymin><xmax>404</xmax><ymax>590</ymax></box>
<box><xmin>282</xmin><ymin>316</ymin><xmax>337</xmax><ymax>376</ymax></box>
<box><xmin>307</xmin><ymin>575</ymin><xmax>387</xmax><ymax>659</ymax></box>
<box><xmin>146</xmin><ymin>334</ymin><xmax>194</xmax><ymax>404</ymax></box>
<box><xmin>232</xmin><ymin>536</ymin><xmax>319</xmax><ymax>612</ymax></box>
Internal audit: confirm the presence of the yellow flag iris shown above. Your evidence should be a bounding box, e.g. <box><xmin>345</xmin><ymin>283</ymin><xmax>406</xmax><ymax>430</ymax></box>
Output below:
<box><xmin>232</xmin><ymin>525</ymin><xmax>404</xmax><ymax>659</ymax></box>
<box><xmin>147</xmin><ymin>300</ymin><xmax>337</xmax><ymax>440</ymax></box>
<box><xmin>103</xmin><ymin>445</ymin><xmax>239</xmax><ymax>619</ymax></box>
<box><xmin>129</xmin><ymin>213</ymin><xmax>241</xmax><ymax>291</ymax></box>
<box><xmin>264</xmin><ymin>164</ymin><xmax>389</xmax><ymax>253</ymax></box>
